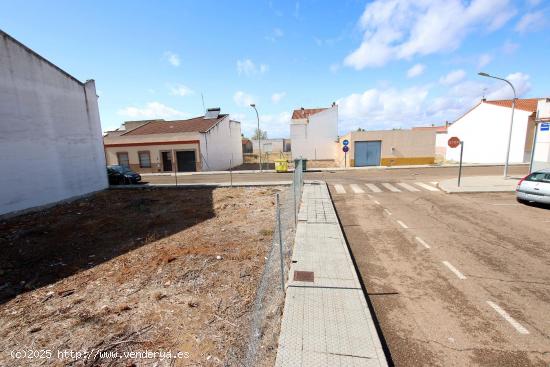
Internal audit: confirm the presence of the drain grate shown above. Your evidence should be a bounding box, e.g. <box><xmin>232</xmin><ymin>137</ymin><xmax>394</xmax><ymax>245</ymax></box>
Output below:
<box><xmin>294</xmin><ymin>270</ymin><xmax>314</xmax><ymax>282</ymax></box>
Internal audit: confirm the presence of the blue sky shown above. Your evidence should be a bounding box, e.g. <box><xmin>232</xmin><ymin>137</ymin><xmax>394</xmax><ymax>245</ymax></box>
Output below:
<box><xmin>1</xmin><ymin>0</ymin><xmax>549</xmax><ymax>138</ymax></box>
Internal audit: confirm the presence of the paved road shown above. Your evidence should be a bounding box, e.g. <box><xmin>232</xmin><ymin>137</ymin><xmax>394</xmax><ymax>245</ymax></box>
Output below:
<box><xmin>143</xmin><ymin>165</ymin><xmax>529</xmax><ymax>185</ymax></box>
<box><xmin>328</xmin><ymin>171</ymin><xmax>550</xmax><ymax>366</ymax></box>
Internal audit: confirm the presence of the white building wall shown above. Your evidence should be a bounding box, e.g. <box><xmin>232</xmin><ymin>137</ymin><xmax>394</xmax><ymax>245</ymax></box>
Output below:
<box><xmin>532</xmin><ymin>125</ymin><xmax>550</xmax><ymax>171</ymax></box>
<box><xmin>0</xmin><ymin>32</ymin><xmax>108</xmax><ymax>216</ymax></box>
<box><xmin>251</xmin><ymin>139</ymin><xmax>285</xmax><ymax>154</ymax></box>
<box><xmin>290</xmin><ymin>105</ymin><xmax>338</xmax><ymax>160</ymax></box>
<box><xmin>445</xmin><ymin>103</ymin><xmax>531</xmax><ymax>164</ymax></box>
<box><xmin>200</xmin><ymin>116</ymin><xmax>243</xmax><ymax>170</ymax></box>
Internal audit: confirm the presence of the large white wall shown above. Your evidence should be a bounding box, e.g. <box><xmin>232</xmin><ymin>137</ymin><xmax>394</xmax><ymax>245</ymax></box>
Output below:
<box><xmin>200</xmin><ymin>116</ymin><xmax>243</xmax><ymax>170</ymax></box>
<box><xmin>0</xmin><ymin>32</ymin><xmax>108</xmax><ymax>216</ymax></box>
<box><xmin>446</xmin><ymin>103</ymin><xmax>531</xmax><ymax>164</ymax></box>
<box><xmin>290</xmin><ymin>106</ymin><xmax>338</xmax><ymax>160</ymax></box>
<box><xmin>532</xmin><ymin>125</ymin><xmax>550</xmax><ymax>171</ymax></box>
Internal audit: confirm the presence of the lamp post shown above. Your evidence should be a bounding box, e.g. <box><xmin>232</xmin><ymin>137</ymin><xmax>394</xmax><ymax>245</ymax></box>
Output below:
<box><xmin>250</xmin><ymin>103</ymin><xmax>262</xmax><ymax>172</ymax></box>
<box><xmin>478</xmin><ymin>72</ymin><xmax>516</xmax><ymax>178</ymax></box>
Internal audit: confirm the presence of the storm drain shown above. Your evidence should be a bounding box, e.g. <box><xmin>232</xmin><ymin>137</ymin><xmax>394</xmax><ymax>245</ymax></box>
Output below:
<box><xmin>293</xmin><ymin>271</ymin><xmax>314</xmax><ymax>282</ymax></box>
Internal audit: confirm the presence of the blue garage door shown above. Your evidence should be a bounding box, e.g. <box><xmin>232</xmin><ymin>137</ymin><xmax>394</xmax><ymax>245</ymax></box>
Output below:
<box><xmin>354</xmin><ymin>141</ymin><xmax>381</xmax><ymax>166</ymax></box>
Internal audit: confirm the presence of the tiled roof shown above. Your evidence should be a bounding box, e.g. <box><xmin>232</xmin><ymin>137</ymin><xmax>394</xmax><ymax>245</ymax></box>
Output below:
<box><xmin>122</xmin><ymin>115</ymin><xmax>228</xmax><ymax>136</ymax></box>
<box><xmin>412</xmin><ymin>125</ymin><xmax>448</xmax><ymax>133</ymax></box>
<box><xmin>484</xmin><ymin>98</ymin><xmax>539</xmax><ymax>113</ymax></box>
<box><xmin>292</xmin><ymin>108</ymin><xmax>327</xmax><ymax>120</ymax></box>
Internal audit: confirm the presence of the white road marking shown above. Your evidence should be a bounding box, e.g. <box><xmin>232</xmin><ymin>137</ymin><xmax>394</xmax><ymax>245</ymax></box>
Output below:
<box><xmin>442</xmin><ymin>261</ymin><xmax>466</xmax><ymax>280</ymax></box>
<box><xmin>397</xmin><ymin>182</ymin><xmax>421</xmax><ymax>192</ymax></box>
<box><xmin>350</xmin><ymin>184</ymin><xmax>365</xmax><ymax>194</ymax></box>
<box><xmin>431</xmin><ymin>182</ymin><xmax>438</xmax><ymax>186</ymax></box>
<box><xmin>415</xmin><ymin>182</ymin><xmax>440</xmax><ymax>192</ymax></box>
<box><xmin>415</xmin><ymin>236</ymin><xmax>431</xmax><ymax>249</ymax></box>
<box><xmin>384</xmin><ymin>208</ymin><xmax>392</xmax><ymax>216</ymax></box>
<box><xmin>334</xmin><ymin>184</ymin><xmax>346</xmax><ymax>194</ymax></box>
<box><xmin>382</xmin><ymin>183</ymin><xmax>402</xmax><ymax>192</ymax></box>
<box><xmin>373</xmin><ymin>200</ymin><xmax>381</xmax><ymax>205</ymax></box>
<box><xmin>396</xmin><ymin>220</ymin><xmax>408</xmax><ymax>229</ymax></box>
<box><xmin>487</xmin><ymin>301</ymin><xmax>529</xmax><ymax>335</ymax></box>
<box><xmin>365</xmin><ymin>183</ymin><xmax>382</xmax><ymax>193</ymax></box>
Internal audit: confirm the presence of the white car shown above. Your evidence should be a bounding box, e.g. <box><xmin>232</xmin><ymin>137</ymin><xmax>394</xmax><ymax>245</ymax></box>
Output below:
<box><xmin>516</xmin><ymin>168</ymin><xmax>550</xmax><ymax>205</ymax></box>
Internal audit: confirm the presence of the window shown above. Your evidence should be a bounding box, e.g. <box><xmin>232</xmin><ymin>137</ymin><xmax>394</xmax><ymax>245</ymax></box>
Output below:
<box><xmin>138</xmin><ymin>151</ymin><xmax>151</xmax><ymax>168</ymax></box>
<box><xmin>526</xmin><ymin>172</ymin><xmax>550</xmax><ymax>183</ymax></box>
<box><xmin>117</xmin><ymin>152</ymin><xmax>129</xmax><ymax>168</ymax></box>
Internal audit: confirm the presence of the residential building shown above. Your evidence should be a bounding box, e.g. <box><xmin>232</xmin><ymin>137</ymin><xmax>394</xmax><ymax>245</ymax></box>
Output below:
<box><xmin>445</xmin><ymin>98</ymin><xmax>541</xmax><ymax>164</ymax></box>
<box><xmin>290</xmin><ymin>104</ymin><xmax>338</xmax><ymax>160</ymax></box>
<box><xmin>338</xmin><ymin>129</ymin><xmax>436</xmax><ymax>167</ymax></box>
<box><xmin>0</xmin><ymin>30</ymin><xmax>107</xmax><ymax>216</ymax></box>
<box><xmin>532</xmin><ymin>98</ymin><xmax>550</xmax><ymax>171</ymax></box>
<box><xmin>103</xmin><ymin>108</ymin><xmax>243</xmax><ymax>172</ymax></box>
<box><xmin>250</xmin><ymin>138</ymin><xmax>291</xmax><ymax>155</ymax></box>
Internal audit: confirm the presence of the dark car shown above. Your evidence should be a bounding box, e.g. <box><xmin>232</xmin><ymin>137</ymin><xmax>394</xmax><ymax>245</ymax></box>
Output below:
<box><xmin>107</xmin><ymin>165</ymin><xmax>142</xmax><ymax>185</ymax></box>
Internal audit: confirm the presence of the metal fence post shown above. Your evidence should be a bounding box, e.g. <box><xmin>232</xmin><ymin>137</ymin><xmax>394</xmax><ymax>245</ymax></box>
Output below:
<box><xmin>276</xmin><ymin>193</ymin><xmax>285</xmax><ymax>291</ymax></box>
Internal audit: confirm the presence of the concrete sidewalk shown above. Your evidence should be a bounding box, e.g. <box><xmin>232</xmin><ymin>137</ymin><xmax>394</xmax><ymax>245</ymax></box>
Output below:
<box><xmin>438</xmin><ymin>175</ymin><xmax>522</xmax><ymax>193</ymax></box>
<box><xmin>275</xmin><ymin>182</ymin><xmax>388</xmax><ymax>366</ymax></box>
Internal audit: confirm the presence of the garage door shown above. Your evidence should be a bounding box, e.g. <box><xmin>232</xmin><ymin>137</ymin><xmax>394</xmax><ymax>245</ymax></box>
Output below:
<box><xmin>354</xmin><ymin>141</ymin><xmax>381</xmax><ymax>166</ymax></box>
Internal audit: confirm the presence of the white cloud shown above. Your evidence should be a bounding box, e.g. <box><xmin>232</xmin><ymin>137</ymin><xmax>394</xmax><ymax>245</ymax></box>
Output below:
<box><xmin>515</xmin><ymin>11</ymin><xmax>546</xmax><ymax>33</ymax></box>
<box><xmin>478</xmin><ymin>53</ymin><xmax>493</xmax><ymax>68</ymax></box>
<box><xmin>271</xmin><ymin>92</ymin><xmax>286</xmax><ymax>103</ymax></box>
<box><xmin>335</xmin><ymin>71</ymin><xmax>531</xmax><ymax>132</ymax></box>
<box><xmin>169</xmin><ymin>84</ymin><xmax>194</xmax><ymax>97</ymax></box>
<box><xmin>117</xmin><ymin>102</ymin><xmax>186</xmax><ymax>119</ymax></box>
<box><xmin>344</xmin><ymin>0</ymin><xmax>516</xmax><ymax>69</ymax></box>
<box><xmin>233</xmin><ymin>91</ymin><xmax>255</xmax><ymax>107</ymax></box>
<box><xmin>237</xmin><ymin>59</ymin><xmax>269</xmax><ymax>76</ymax></box>
<box><xmin>439</xmin><ymin>69</ymin><xmax>466</xmax><ymax>85</ymax></box>
<box><xmin>164</xmin><ymin>51</ymin><xmax>180</xmax><ymax>67</ymax></box>
<box><xmin>502</xmin><ymin>40</ymin><xmax>519</xmax><ymax>54</ymax></box>
<box><xmin>234</xmin><ymin>111</ymin><xmax>291</xmax><ymax>138</ymax></box>
<box><xmin>266</xmin><ymin>28</ymin><xmax>284</xmax><ymax>42</ymax></box>
<box><xmin>407</xmin><ymin>63</ymin><xmax>425</xmax><ymax>78</ymax></box>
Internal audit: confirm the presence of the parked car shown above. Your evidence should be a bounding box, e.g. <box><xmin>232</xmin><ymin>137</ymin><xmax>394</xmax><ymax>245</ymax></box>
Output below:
<box><xmin>107</xmin><ymin>165</ymin><xmax>142</xmax><ymax>185</ymax></box>
<box><xmin>516</xmin><ymin>168</ymin><xmax>550</xmax><ymax>205</ymax></box>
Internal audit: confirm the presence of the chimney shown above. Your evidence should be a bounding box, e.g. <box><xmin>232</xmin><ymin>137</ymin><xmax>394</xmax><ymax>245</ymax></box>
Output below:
<box><xmin>301</xmin><ymin>107</ymin><xmax>304</xmax><ymax>111</ymax></box>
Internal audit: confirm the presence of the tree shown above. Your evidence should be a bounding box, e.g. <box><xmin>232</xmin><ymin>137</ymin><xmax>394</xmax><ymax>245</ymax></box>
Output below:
<box><xmin>252</xmin><ymin>128</ymin><xmax>268</xmax><ymax>140</ymax></box>
<box><xmin>356</xmin><ymin>128</ymin><xmax>366</xmax><ymax>132</ymax></box>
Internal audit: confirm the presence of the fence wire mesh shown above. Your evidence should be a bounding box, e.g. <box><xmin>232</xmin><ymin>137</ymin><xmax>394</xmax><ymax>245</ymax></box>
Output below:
<box><xmin>242</xmin><ymin>160</ymin><xmax>304</xmax><ymax>367</ymax></box>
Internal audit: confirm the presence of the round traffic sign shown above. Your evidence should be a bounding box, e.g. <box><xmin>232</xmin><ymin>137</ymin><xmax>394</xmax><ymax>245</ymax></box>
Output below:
<box><xmin>448</xmin><ymin>136</ymin><xmax>461</xmax><ymax>148</ymax></box>
<box><xmin>342</xmin><ymin>139</ymin><xmax>349</xmax><ymax>146</ymax></box>
<box><xmin>343</xmin><ymin>146</ymin><xmax>349</xmax><ymax>153</ymax></box>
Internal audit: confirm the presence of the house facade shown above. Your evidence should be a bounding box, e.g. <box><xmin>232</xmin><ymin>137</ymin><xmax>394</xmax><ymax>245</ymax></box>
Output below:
<box><xmin>290</xmin><ymin>104</ymin><xmax>338</xmax><ymax>160</ymax></box>
<box><xmin>0</xmin><ymin>31</ymin><xmax>107</xmax><ymax>216</ymax></box>
<box><xmin>532</xmin><ymin>98</ymin><xmax>550</xmax><ymax>171</ymax></box>
<box><xmin>445</xmin><ymin>98</ymin><xmax>539</xmax><ymax>164</ymax></box>
<box><xmin>103</xmin><ymin>109</ymin><xmax>243</xmax><ymax>172</ymax></box>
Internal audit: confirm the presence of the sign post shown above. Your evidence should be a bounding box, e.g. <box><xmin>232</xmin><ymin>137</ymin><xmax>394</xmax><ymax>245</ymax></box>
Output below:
<box><xmin>342</xmin><ymin>139</ymin><xmax>349</xmax><ymax>168</ymax></box>
<box><xmin>448</xmin><ymin>137</ymin><xmax>464</xmax><ymax>187</ymax></box>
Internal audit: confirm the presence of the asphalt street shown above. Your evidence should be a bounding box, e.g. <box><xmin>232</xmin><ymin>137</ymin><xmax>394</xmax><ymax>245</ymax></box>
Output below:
<box><xmin>328</xmin><ymin>168</ymin><xmax>550</xmax><ymax>366</ymax></box>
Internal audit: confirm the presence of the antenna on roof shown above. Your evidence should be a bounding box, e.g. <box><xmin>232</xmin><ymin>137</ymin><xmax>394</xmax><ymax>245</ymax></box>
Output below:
<box><xmin>201</xmin><ymin>93</ymin><xmax>206</xmax><ymax>114</ymax></box>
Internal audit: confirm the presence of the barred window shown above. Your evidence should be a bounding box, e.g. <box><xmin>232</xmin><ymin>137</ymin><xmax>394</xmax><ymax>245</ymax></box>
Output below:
<box><xmin>138</xmin><ymin>151</ymin><xmax>151</xmax><ymax>168</ymax></box>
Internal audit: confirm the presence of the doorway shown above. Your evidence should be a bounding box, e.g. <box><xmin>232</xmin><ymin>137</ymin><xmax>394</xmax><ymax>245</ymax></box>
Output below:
<box><xmin>161</xmin><ymin>151</ymin><xmax>173</xmax><ymax>172</ymax></box>
<box><xmin>354</xmin><ymin>141</ymin><xmax>382</xmax><ymax>166</ymax></box>
<box><xmin>176</xmin><ymin>150</ymin><xmax>196</xmax><ymax>172</ymax></box>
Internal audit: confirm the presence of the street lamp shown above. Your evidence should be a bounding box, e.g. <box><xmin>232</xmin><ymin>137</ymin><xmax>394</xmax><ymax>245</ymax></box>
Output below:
<box><xmin>478</xmin><ymin>72</ymin><xmax>516</xmax><ymax>178</ymax></box>
<box><xmin>250</xmin><ymin>103</ymin><xmax>262</xmax><ymax>172</ymax></box>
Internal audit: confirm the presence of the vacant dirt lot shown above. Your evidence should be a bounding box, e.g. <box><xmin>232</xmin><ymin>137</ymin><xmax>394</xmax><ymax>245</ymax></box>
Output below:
<box><xmin>0</xmin><ymin>187</ymin><xmax>284</xmax><ymax>366</ymax></box>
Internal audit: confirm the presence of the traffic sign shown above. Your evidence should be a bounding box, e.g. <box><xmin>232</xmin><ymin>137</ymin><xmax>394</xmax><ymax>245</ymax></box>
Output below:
<box><xmin>343</xmin><ymin>139</ymin><xmax>349</xmax><ymax>146</ymax></box>
<box><xmin>541</xmin><ymin>123</ymin><xmax>549</xmax><ymax>131</ymax></box>
<box><xmin>343</xmin><ymin>146</ymin><xmax>349</xmax><ymax>153</ymax></box>
<box><xmin>448</xmin><ymin>136</ymin><xmax>461</xmax><ymax>148</ymax></box>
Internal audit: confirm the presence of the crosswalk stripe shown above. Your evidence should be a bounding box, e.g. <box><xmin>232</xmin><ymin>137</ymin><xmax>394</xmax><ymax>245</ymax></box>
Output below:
<box><xmin>365</xmin><ymin>183</ymin><xmax>382</xmax><ymax>193</ymax></box>
<box><xmin>397</xmin><ymin>182</ymin><xmax>420</xmax><ymax>192</ymax></box>
<box><xmin>381</xmin><ymin>183</ymin><xmax>401</xmax><ymax>192</ymax></box>
<box><xmin>415</xmin><ymin>182</ymin><xmax>440</xmax><ymax>192</ymax></box>
<box><xmin>334</xmin><ymin>184</ymin><xmax>346</xmax><ymax>194</ymax></box>
<box><xmin>350</xmin><ymin>184</ymin><xmax>365</xmax><ymax>194</ymax></box>
<box><xmin>431</xmin><ymin>182</ymin><xmax>438</xmax><ymax>186</ymax></box>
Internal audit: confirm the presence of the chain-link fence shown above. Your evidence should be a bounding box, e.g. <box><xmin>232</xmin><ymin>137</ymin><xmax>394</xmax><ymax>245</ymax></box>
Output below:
<box><xmin>242</xmin><ymin>160</ymin><xmax>305</xmax><ymax>367</ymax></box>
